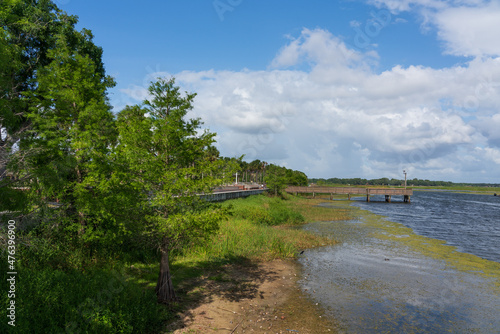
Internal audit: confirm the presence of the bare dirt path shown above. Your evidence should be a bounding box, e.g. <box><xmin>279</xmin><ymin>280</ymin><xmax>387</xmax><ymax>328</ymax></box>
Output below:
<box><xmin>166</xmin><ymin>259</ymin><xmax>338</xmax><ymax>334</ymax></box>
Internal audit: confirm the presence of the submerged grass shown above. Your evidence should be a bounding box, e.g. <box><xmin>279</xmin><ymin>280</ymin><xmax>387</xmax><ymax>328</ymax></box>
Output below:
<box><xmin>349</xmin><ymin>205</ymin><xmax>500</xmax><ymax>289</ymax></box>
<box><xmin>290</xmin><ymin>196</ymin><xmax>353</xmax><ymax>222</ymax></box>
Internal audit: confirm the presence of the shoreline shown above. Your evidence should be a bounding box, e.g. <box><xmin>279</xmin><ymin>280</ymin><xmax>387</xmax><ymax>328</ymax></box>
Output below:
<box><xmin>167</xmin><ymin>195</ymin><xmax>499</xmax><ymax>333</ymax></box>
<box><xmin>163</xmin><ymin>194</ymin><xmax>348</xmax><ymax>333</ymax></box>
<box><xmin>299</xmin><ymin>200</ymin><xmax>500</xmax><ymax>333</ymax></box>
<box><xmin>169</xmin><ymin>259</ymin><xmax>337</xmax><ymax>333</ymax></box>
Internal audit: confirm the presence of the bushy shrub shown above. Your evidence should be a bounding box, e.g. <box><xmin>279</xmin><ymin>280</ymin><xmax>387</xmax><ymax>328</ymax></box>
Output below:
<box><xmin>0</xmin><ymin>265</ymin><xmax>167</xmax><ymax>334</ymax></box>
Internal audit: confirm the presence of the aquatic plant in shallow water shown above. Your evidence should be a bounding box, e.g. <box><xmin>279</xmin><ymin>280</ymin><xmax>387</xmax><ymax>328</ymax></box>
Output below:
<box><xmin>299</xmin><ymin>201</ymin><xmax>500</xmax><ymax>333</ymax></box>
<box><xmin>351</xmin><ymin>207</ymin><xmax>500</xmax><ymax>288</ymax></box>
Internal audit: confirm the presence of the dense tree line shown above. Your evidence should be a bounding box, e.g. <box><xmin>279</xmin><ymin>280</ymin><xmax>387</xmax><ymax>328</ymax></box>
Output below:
<box><xmin>235</xmin><ymin>159</ymin><xmax>267</xmax><ymax>184</ymax></box>
<box><xmin>309</xmin><ymin>177</ymin><xmax>499</xmax><ymax>187</ymax></box>
<box><xmin>0</xmin><ymin>0</ymin><xmax>238</xmax><ymax>312</ymax></box>
<box><xmin>264</xmin><ymin>164</ymin><xmax>308</xmax><ymax>196</ymax></box>
<box><xmin>234</xmin><ymin>159</ymin><xmax>307</xmax><ymax>188</ymax></box>
<box><xmin>0</xmin><ymin>2</ymin><xmax>307</xmax><ymax>332</ymax></box>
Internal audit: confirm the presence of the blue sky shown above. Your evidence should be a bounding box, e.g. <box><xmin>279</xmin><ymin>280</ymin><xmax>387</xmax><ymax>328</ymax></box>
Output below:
<box><xmin>58</xmin><ymin>0</ymin><xmax>500</xmax><ymax>183</ymax></box>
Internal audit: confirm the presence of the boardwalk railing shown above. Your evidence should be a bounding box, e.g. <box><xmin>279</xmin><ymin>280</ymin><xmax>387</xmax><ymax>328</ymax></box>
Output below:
<box><xmin>285</xmin><ymin>186</ymin><xmax>412</xmax><ymax>203</ymax></box>
<box><xmin>200</xmin><ymin>188</ymin><xmax>268</xmax><ymax>202</ymax></box>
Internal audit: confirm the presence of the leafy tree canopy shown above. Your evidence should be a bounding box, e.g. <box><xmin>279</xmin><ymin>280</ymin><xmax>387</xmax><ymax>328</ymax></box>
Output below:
<box><xmin>116</xmin><ymin>77</ymin><xmax>237</xmax><ymax>304</ymax></box>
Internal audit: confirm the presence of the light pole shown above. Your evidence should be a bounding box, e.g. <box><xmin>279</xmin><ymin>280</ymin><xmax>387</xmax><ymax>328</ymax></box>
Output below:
<box><xmin>403</xmin><ymin>170</ymin><xmax>407</xmax><ymax>189</ymax></box>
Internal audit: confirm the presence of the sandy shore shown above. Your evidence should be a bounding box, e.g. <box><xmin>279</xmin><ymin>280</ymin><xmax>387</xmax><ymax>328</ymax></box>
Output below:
<box><xmin>167</xmin><ymin>259</ymin><xmax>338</xmax><ymax>334</ymax></box>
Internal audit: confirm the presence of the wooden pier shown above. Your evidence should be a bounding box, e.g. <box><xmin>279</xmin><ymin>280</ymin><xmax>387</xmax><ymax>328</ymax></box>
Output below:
<box><xmin>285</xmin><ymin>186</ymin><xmax>412</xmax><ymax>203</ymax></box>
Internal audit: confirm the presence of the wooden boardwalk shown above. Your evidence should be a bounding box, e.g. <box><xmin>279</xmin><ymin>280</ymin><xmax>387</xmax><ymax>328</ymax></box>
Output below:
<box><xmin>200</xmin><ymin>188</ymin><xmax>267</xmax><ymax>202</ymax></box>
<box><xmin>285</xmin><ymin>186</ymin><xmax>412</xmax><ymax>203</ymax></box>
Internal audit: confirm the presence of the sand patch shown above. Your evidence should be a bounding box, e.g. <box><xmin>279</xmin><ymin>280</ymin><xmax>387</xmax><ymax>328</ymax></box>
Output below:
<box><xmin>167</xmin><ymin>259</ymin><xmax>337</xmax><ymax>333</ymax></box>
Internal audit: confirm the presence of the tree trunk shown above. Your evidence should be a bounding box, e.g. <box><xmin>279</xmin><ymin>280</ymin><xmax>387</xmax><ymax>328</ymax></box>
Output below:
<box><xmin>156</xmin><ymin>243</ymin><xmax>177</xmax><ymax>304</ymax></box>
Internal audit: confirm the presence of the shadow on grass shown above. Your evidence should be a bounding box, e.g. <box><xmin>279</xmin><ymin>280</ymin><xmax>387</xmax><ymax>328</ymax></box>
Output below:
<box><xmin>162</xmin><ymin>255</ymin><xmax>283</xmax><ymax>332</ymax></box>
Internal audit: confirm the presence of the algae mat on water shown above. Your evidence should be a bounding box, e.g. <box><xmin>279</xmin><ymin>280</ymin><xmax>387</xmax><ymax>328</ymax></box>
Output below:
<box><xmin>297</xmin><ymin>201</ymin><xmax>500</xmax><ymax>334</ymax></box>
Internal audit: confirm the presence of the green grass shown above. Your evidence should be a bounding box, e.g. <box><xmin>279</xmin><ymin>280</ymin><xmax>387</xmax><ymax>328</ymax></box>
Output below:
<box><xmin>0</xmin><ymin>264</ymin><xmax>169</xmax><ymax>334</ymax></box>
<box><xmin>175</xmin><ymin>194</ymin><xmax>335</xmax><ymax>264</ymax></box>
<box><xmin>0</xmin><ymin>194</ymin><xmax>349</xmax><ymax>333</ymax></box>
<box><xmin>224</xmin><ymin>194</ymin><xmax>306</xmax><ymax>226</ymax></box>
<box><xmin>178</xmin><ymin>216</ymin><xmax>327</xmax><ymax>263</ymax></box>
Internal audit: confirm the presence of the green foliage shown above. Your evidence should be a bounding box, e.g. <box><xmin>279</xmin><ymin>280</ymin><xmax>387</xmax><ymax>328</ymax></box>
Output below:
<box><xmin>1</xmin><ymin>0</ymin><xmax>126</xmax><ymax>252</ymax></box>
<box><xmin>116</xmin><ymin>78</ymin><xmax>236</xmax><ymax>252</ymax></box>
<box><xmin>264</xmin><ymin>164</ymin><xmax>287</xmax><ymax>196</ymax></box>
<box><xmin>263</xmin><ymin>164</ymin><xmax>308</xmax><ymax>196</ymax></box>
<box><xmin>0</xmin><ymin>1</ymin><xmax>316</xmax><ymax>330</ymax></box>
<box><xmin>285</xmin><ymin>168</ymin><xmax>308</xmax><ymax>186</ymax></box>
<box><xmin>178</xmin><ymin>195</ymin><xmax>329</xmax><ymax>263</ymax></box>
<box><xmin>0</xmin><ymin>264</ymin><xmax>167</xmax><ymax>334</ymax></box>
<box><xmin>227</xmin><ymin>195</ymin><xmax>304</xmax><ymax>226</ymax></box>
<box><xmin>116</xmin><ymin>78</ymin><xmax>238</xmax><ymax>303</ymax></box>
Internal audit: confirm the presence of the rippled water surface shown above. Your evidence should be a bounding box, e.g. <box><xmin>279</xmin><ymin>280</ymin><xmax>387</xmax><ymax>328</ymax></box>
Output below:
<box><xmin>298</xmin><ymin>193</ymin><xmax>500</xmax><ymax>333</ymax></box>
<box><xmin>352</xmin><ymin>191</ymin><xmax>500</xmax><ymax>262</ymax></box>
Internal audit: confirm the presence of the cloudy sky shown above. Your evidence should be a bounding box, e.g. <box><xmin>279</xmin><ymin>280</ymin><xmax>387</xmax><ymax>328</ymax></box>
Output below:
<box><xmin>62</xmin><ymin>0</ymin><xmax>500</xmax><ymax>183</ymax></box>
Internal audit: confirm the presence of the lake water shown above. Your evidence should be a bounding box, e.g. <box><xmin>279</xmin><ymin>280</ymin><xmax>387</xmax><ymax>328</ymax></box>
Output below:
<box><xmin>298</xmin><ymin>191</ymin><xmax>500</xmax><ymax>333</ymax></box>
<box><xmin>352</xmin><ymin>191</ymin><xmax>500</xmax><ymax>263</ymax></box>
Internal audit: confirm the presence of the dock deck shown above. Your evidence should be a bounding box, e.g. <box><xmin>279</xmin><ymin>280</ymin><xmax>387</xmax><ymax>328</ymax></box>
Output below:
<box><xmin>285</xmin><ymin>186</ymin><xmax>412</xmax><ymax>202</ymax></box>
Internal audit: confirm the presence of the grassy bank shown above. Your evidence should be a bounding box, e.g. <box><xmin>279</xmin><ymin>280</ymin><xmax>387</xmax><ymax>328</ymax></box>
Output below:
<box><xmin>175</xmin><ymin>194</ymin><xmax>351</xmax><ymax>264</ymax></box>
<box><xmin>1</xmin><ymin>194</ymin><xmax>351</xmax><ymax>333</ymax></box>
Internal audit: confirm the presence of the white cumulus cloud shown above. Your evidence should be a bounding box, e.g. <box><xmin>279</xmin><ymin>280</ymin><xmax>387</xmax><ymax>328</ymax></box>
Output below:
<box><xmin>120</xmin><ymin>27</ymin><xmax>500</xmax><ymax>182</ymax></box>
<box><xmin>369</xmin><ymin>0</ymin><xmax>500</xmax><ymax>58</ymax></box>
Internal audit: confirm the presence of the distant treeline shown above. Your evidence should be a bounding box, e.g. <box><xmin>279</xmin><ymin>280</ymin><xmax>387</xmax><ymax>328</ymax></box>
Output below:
<box><xmin>228</xmin><ymin>158</ymin><xmax>308</xmax><ymax>187</ymax></box>
<box><xmin>309</xmin><ymin>178</ymin><xmax>500</xmax><ymax>188</ymax></box>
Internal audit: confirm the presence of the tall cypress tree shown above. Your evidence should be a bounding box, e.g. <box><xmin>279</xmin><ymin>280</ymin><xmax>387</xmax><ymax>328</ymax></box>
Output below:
<box><xmin>116</xmin><ymin>78</ymin><xmax>236</xmax><ymax>304</ymax></box>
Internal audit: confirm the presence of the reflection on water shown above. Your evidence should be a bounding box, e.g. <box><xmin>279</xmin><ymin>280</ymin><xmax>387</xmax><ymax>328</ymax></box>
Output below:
<box><xmin>299</xmin><ymin>218</ymin><xmax>500</xmax><ymax>333</ymax></box>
